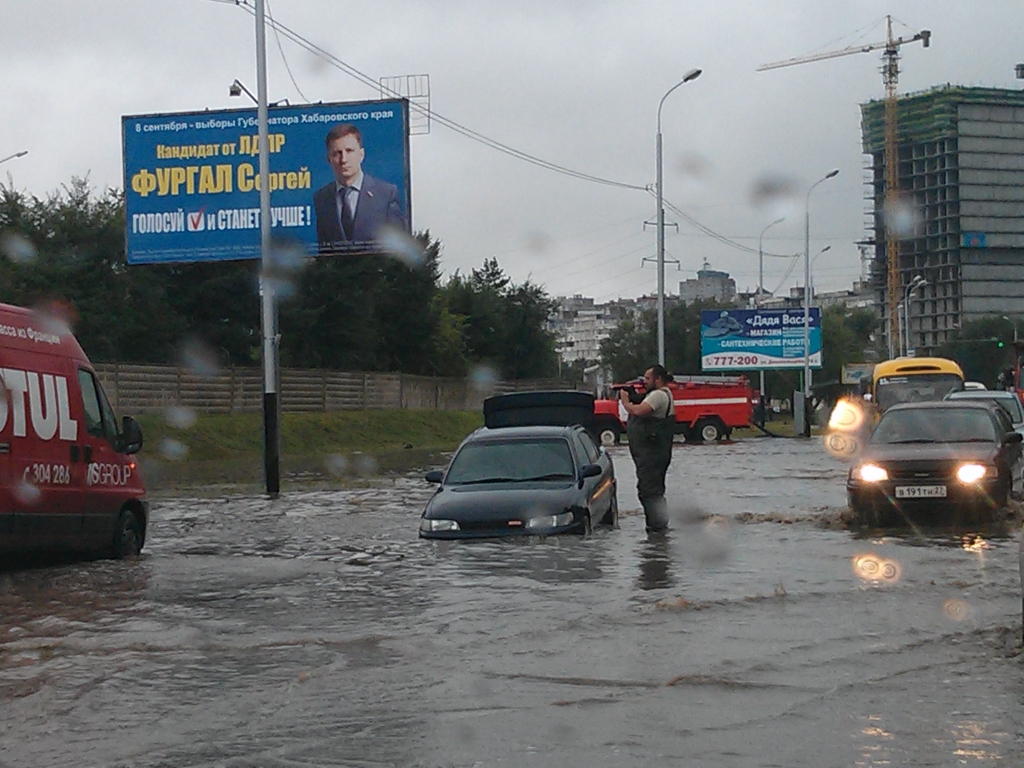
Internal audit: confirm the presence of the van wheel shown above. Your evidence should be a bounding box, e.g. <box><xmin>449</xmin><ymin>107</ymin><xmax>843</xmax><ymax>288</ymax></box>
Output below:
<box><xmin>697</xmin><ymin>419</ymin><xmax>723</xmax><ymax>442</ymax></box>
<box><xmin>113</xmin><ymin>510</ymin><xmax>143</xmax><ymax>559</ymax></box>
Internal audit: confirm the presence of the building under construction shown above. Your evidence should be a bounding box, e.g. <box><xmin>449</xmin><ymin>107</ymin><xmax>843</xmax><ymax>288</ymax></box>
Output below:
<box><xmin>862</xmin><ymin>85</ymin><xmax>1024</xmax><ymax>354</ymax></box>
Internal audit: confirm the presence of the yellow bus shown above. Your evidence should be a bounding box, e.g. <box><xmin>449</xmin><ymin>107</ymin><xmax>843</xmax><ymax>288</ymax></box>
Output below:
<box><xmin>870</xmin><ymin>357</ymin><xmax>965</xmax><ymax>412</ymax></box>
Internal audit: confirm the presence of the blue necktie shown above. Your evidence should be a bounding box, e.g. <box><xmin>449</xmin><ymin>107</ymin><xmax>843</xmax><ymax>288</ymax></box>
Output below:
<box><xmin>340</xmin><ymin>187</ymin><xmax>355</xmax><ymax>240</ymax></box>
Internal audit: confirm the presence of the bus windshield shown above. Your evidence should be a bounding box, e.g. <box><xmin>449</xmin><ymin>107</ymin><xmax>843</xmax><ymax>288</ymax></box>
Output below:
<box><xmin>875</xmin><ymin>373</ymin><xmax>964</xmax><ymax>412</ymax></box>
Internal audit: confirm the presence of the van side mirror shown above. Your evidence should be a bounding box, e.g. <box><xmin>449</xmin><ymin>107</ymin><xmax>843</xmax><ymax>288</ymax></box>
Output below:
<box><xmin>120</xmin><ymin>416</ymin><xmax>144</xmax><ymax>454</ymax></box>
<box><xmin>1006</xmin><ymin>431</ymin><xmax>1023</xmax><ymax>444</ymax></box>
<box><xmin>578</xmin><ymin>463</ymin><xmax>602</xmax><ymax>487</ymax></box>
<box><xmin>424</xmin><ymin>470</ymin><xmax>444</xmax><ymax>483</ymax></box>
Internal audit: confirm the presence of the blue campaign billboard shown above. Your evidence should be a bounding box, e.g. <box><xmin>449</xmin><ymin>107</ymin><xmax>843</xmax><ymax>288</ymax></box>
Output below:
<box><xmin>122</xmin><ymin>99</ymin><xmax>410</xmax><ymax>264</ymax></box>
<box><xmin>700</xmin><ymin>308</ymin><xmax>822</xmax><ymax>371</ymax></box>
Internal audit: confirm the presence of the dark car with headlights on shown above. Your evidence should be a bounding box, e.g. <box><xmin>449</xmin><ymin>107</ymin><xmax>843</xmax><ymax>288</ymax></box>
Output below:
<box><xmin>418</xmin><ymin>392</ymin><xmax>617</xmax><ymax>539</ymax></box>
<box><xmin>847</xmin><ymin>400</ymin><xmax>1023</xmax><ymax>525</ymax></box>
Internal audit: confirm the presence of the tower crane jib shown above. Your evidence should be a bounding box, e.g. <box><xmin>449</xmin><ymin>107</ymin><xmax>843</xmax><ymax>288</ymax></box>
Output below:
<box><xmin>757</xmin><ymin>16</ymin><xmax>930</xmax><ymax>359</ymax></box>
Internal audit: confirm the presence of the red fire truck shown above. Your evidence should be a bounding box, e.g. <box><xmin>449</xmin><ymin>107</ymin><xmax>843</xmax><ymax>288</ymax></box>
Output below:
<box><xmin>592</xmin><ymin>375</ymin><xmax>756</xmax><ymax>445</ymax></box>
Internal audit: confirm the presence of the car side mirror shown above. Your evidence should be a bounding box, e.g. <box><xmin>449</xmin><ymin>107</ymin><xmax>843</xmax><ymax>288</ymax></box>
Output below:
<box><xmin>578</xmin><ymin>463</ymin><xmax>602</xmax><ymax>487</ymax></box>
<box><xmin>120</xmin><ymin>416</ymin><xmax>143</xmax><ymax>454</ymax></box>
<box><xmin>425</xmin><ymin>470</ymin><xmax>444</xmax><ymax>483</ymax></box>
<box><xmin>1006</xmin><ymin>432</ymin><xmax>1023</xmax><ymax>444</ymax></box>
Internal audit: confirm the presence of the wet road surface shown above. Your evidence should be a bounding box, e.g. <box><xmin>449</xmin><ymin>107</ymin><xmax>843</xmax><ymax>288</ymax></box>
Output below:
<box><xmin>2</xmin><ymin>437</ymin><xmax>1023</xmax><ymax>767</ymax></box>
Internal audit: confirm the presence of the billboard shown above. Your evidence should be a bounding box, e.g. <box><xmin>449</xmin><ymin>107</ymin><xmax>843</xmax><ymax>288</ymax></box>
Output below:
<box><xmin>122</xmin><ymin>99</ymin><xmax>410</xmax><ymax>264</ymax></box>
<box><xmin>700</xmin><ymin>308</ymin><xmax>822</xmax><ymax>371</ymax></box>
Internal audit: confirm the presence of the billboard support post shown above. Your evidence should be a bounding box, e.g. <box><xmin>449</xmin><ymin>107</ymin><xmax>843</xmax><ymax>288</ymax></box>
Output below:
<box><xmin>255</xmin><ymin>0</ymin><xmax>280</xmax><ymax>495</ymax></box>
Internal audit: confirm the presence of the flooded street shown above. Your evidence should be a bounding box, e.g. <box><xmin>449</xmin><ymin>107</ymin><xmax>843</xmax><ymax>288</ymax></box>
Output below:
<box><xmin>2</xmin><ymin>436</ymin><xmax>1023</xmax><ymax>767</ymax></box>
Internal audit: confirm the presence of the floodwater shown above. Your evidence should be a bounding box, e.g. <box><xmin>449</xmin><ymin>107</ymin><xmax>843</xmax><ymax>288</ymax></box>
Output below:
<box><xmin>2</xmin><ymin>437</ymin><xmax>1023</xmax><ymax>767</ymax></box>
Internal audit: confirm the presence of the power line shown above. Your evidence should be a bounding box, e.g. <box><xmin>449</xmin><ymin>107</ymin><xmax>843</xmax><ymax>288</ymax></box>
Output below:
<box><xmin>226</xmin><ymin>0</ymin><xmax>647</xmax><ymax>191</ymax></box>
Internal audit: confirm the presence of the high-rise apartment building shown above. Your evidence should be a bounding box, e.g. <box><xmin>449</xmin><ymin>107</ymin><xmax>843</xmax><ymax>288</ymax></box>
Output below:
<box><xmin>862</xmin><ymin>86</ymin><xmax>1024</xmax><ymax>353</ymax></box>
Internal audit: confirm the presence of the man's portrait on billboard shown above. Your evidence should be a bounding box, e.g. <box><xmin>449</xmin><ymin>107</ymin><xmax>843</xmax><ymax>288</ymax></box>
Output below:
<box><xmin>313</xmin><ymin>123</ymin><xmax>406</xmax><ymax>252</ymax></box>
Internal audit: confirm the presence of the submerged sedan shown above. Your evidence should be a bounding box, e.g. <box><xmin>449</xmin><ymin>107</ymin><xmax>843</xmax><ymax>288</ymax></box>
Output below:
<box><xmin>419</xmin><ymin>393</ymin><xmax>617</xmax><ymax>539</ymax></box>
<box><xmin>847</xmin><ymin>401</ymin><xmax>1023</xmax><ymax>525</ymax></box>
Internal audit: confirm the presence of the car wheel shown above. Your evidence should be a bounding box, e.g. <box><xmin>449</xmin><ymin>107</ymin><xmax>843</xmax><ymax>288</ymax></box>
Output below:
<box><xmin>602</xmin><ymin>489</ymin><xmax>619</xmax><ymax>528</ymax></box>
<box><xmin>112</xmin><ymin>510</ymin><xmax>143</xmax><ymax>559</ymax></box>
<box><xmin>599</xmin><ymin>427</ymin><xmax>620</xmax><ymax>446</ymax></box>
<box><xmin>697</xmin><ymin>419</ymin><xmax>722</xmax><ymax>442</ymax></box>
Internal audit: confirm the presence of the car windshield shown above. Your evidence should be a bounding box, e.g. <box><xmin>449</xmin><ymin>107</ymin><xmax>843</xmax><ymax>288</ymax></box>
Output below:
<box><xmin>446</xmin><ymin>438</ymin><xmax>576</xmax><ymax>484</ymax></box>
<box><xmin>875</xmin><ymin>373</ymin><xmax>964</xmax><ymax>411</ymax></box>
<box><xmin>873</xmin><ymin>408</ymin><xmax>997</xmax><ymax>444</ymax></box>
<box><xmin>948</xmin><ymin>392</ymin><xmax>1024</xmax><ymax>423</ymax></box>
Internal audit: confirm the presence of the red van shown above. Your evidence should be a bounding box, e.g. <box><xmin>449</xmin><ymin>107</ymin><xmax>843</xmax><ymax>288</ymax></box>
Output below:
<box><xmin>0</xmin><ymin>303</ymin><xmax>147</xmax><ymax>559</ymax></box>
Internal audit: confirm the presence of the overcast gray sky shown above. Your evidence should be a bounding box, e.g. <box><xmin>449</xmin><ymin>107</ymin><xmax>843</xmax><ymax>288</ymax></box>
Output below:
<box><xmin>2</xmin><ymin>0</ymin><xmax>1022</xmax><ymax>302</ymax></box>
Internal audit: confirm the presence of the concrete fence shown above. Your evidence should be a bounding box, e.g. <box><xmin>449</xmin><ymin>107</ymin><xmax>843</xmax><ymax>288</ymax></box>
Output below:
<box><xmin>91</xmin><ymin>363</ymin><xmax>576</xmax><ymax>415</ymax></box>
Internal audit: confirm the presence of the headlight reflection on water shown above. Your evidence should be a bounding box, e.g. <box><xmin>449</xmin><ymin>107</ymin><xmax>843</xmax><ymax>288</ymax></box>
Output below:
<box><xmin>852</xmin><ymin>553</ymin><xmax>902</xmax><ymax>585</ymax></box>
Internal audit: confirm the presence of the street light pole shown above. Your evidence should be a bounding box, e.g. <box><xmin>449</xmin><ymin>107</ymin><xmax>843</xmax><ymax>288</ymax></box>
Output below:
<box><xmin>902</xmin><ymin>275</ymin><xmax>926</xmax><ymax>356</ymax></box>
<box><xmin>255</xmin><ymin>0</ymin><xmax>280</xmax><ymax>496</ymax></box>
<box><xmin>802</xmin><ymin>169</ymin><xmax>839</xmax><ymax>437</ymax></box>
<box><xmin>757</xmin><ymin>216</ymin><xmax>785</xmax><ymax>400</ymax></box>
<box><xmin>656</xmin><ymin>68</ymin><xmax>702</xmax><ymax>366</ymax></box>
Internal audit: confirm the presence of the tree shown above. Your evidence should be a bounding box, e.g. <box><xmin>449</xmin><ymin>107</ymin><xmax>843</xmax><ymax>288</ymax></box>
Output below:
<box><xmin>935</xmin><ymin>316</ymin><xmax>1015</xmax><ymax>387</ymax></box>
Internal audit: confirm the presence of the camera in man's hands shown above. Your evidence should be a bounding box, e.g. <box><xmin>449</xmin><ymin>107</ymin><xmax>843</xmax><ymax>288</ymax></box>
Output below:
<box><xmin>611</xmin><ymin>382</ymin><xmax>645</xmax><ymax>404</ymax></box>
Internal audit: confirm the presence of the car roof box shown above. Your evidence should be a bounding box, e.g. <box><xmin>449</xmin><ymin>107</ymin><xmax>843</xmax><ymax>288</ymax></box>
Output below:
<box><xmin>483</xmin><ymin>391</ymin><xmax>595</xmax><ymax>429</ymax></box>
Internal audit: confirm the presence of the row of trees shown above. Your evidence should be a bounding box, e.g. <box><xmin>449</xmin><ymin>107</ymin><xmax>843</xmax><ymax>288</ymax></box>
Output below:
<box><xmin>0</xmin><ymin>180</ymin><xmax>557</xmax><ymax>379</ymax></box>
<box><xmin>4</xmin><ymin>180</ymin><xmax>1017</xmax><ymax>390</ymax></box>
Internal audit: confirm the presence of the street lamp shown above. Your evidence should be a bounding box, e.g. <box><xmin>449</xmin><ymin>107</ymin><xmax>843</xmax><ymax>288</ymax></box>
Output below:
<box><xmin>0</xmin><ymin>150</ymin><xmax>28</xmax><ymax>166</ymax></box>
<box><xmin>656</xmin><ymin>67</ymin><xmax>702</xmax><ymax>366</ymax></box>
<box><xmin>801</xmin><ymin>169</ymin><xmax>838</xmax><ymax>437</ymax></box>
<box><xmin>902</xmin><ymin>275</ymin><xmax>926</xmax><ymax>356</ymax></box>
<box><xmin>756</xmin><ymin>216</ymin><xmax>785</xmax><ymax>402</ymax></box>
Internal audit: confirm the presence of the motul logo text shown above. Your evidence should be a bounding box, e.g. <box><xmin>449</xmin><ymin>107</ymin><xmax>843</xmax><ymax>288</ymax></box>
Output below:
<box><xmin>0</xmin><ymin>369</ymin><xmax>78</xmax><ymax>441</ymax></box>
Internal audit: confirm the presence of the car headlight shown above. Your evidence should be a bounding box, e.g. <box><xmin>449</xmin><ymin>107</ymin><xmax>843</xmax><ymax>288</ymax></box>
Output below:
<box><xmin>420</xmin><ymin>518</ymin><xmax>460</xmax><ymax>532</ymax></box>
<box><xmin>525</xmin><ymin>511</ymin><xmax>575</xmax><ymax>530</ymax></box>
<box><xmin>856</xmin><ymin>463</ymin><xmax>888</xmax><ymax>482</ymax></box>
<box><xmin>956</xmin><ymin>463</ymin><xmax>989</xmax><ymax>484</ymax></box>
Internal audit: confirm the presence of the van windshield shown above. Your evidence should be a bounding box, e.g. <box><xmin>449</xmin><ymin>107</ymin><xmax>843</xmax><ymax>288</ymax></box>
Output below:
<box><xmin>875</xmin><ymin>373</ymin><xmax>964</xmax><ymax>412</ymax></box>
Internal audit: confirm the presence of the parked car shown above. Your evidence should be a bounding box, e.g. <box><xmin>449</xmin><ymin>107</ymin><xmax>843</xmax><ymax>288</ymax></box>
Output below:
<box><xmin>847</xmin><ymin>400</ymin><xmax>1023</xmax><ymax>525</ymax></box>
<box><xmin>0</xmin><ymin>303</ymin><xmax>147</xmax><ymax>559</ymax></box>
<box><xmin>419</xmin><ymin>391</ymin><xmax>617</xmax><ymax>539</ymax></box>
<box><xmin>945</xmin><ymin>389</ymin><xmax>1024</xmax><ymax>436</ymax></box>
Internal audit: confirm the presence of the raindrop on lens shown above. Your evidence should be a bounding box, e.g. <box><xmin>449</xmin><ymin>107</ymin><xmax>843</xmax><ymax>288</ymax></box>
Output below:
<box><xmin>942</xmin><ymin>598</ymin><xmax>969</xmax><ymax>621</ymax></box>
<box><xmin>178</xmin><ymin>337</ymin><xmax>221</xmax><ymax>377</ymax></box>
<box><xmin>883</xmin><ymin>198</ymin><xmax>919</xmax><ymax>237</ymax></box>
<box><xmin>323</xmin><ymin>454</ymin><xmax>348</xmax><ymax>476</ymax></box>
<box><xmin>469</xmin><ymin>364</ymin><xmax>498</xmax><ymax>393</ymax></box>
<box><xmin>749</xmin><ymin>173</ymin><xmax>800</xmax><ymax>218</ymax></box>
<box><xmin>30</xmin><ymin>300</ymin><xmax>75</xmax><ymax>336</ymax></box>
<box><xmin>14</xmin><ymin>479</ymin><xmax>41</xmax><ymax>506</ymax></box>
<box><xmin>524</xmin><ymin>231</ymin><xmax>552</xmax><ymax>254</ymax></box>
<box><xmin>353</xmin><ymin>453</ymin><xmax>378</xmax><ymax>477</ymax></box>
<box><xmin>377</xmin><ymin>226</ymin><xmax>425</xmax><ymax>269</ymax></box>
<box><xmin>0</xmin><ymin>232</ymin><xmax>36</xmax><ymax>264</ymax></box>
<box><xmin>159</xmin><ymin>437</ymin><xmax>189</xmax><ymax>461</ymax></box>
<box><xmin>164</xmin><ymin>405</ymin><xmax>197</xmax><ymax>429</ymax></box>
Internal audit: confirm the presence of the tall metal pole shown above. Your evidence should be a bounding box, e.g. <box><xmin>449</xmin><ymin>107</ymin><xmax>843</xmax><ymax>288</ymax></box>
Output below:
<box><xmin>656</xmin><ymin>69</ymin><xmax>701</xmax><ymax>367</ymax></box>
<box><xmin>803</xmin><ymin>170</ymin><xmax>838</xmax><ymax>437</ymax></box>
<box><xmin>656</xmin><ymin>128</ymin><xmax>665</xmax><ymax>366</ymax></box>
<box><xmin>757</xmin><ymin>217</ymin><xmax>784</xmax><ymax>400</ymax></box>
<box><xmin>255</xmin><ymin>0</ymin><xmax>280</xmax><ymax>495</ymax></box>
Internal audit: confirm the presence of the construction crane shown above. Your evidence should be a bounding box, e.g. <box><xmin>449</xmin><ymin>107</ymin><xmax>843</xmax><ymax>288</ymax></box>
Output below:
<box><xmin>758</xmin><ymin>16</ymin><xmax>931</xmax><ymax>358</ymax></box>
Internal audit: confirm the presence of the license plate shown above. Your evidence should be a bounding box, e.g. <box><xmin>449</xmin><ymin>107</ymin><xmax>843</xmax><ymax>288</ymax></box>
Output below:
<box><xmin>895</xmin><ymin>485</ymin><xmax>947</xmax><ymax>499</ymax></box>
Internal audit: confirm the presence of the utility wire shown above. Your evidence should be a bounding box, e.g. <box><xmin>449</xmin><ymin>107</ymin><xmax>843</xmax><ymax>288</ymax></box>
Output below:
<box><xmin>228</xmin><ymin>0</ymin><xmax>647</xmax><ymax>191</ymax></box>
<box><xmin>266</xmin><ymin>0</ymin><xmax>308</xmax><ymax>102</ymax></box>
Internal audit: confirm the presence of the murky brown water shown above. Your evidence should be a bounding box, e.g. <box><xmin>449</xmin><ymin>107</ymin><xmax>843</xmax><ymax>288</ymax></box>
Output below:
<box><xmin>2</xmin><ymin>437</ymin><xmax>1022</xmax><ymax>767</ymax></box>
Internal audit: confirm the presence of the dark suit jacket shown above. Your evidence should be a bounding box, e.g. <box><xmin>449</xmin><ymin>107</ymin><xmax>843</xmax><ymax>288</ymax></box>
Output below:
<box><xmin>313</xmin><ymin>174</ymin><xmax>406</xmax><ymax>251</ymax></box>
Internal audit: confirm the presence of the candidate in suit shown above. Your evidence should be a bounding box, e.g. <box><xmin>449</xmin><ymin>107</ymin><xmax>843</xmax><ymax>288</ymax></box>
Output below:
<box><xmin>313</xmin><ymin>123</ymin><xmax>406</xmax><ymax>252</ymax></box>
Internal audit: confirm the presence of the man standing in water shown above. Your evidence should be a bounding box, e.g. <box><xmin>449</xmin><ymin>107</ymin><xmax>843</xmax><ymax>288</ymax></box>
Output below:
<box><xmin>619</xmin><ymin>365</ymin><xmax>675</xmax><ymax>532</ymax></box>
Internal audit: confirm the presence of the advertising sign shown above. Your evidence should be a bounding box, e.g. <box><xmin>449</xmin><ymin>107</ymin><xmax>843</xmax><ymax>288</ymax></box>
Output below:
<box><xmin>122</xmin><ymin>99</ymin><xmax>410</xmax><ymax>264</ymax></box>
<box><xmin>700</xmin><ymin>308</ymin><xmax>822</xmax><ymax>371</ymax></box>
<box><xmin>841</xmin><ymin>363</ymin><xmax>874</xmax><ymax>385</ymax></box>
